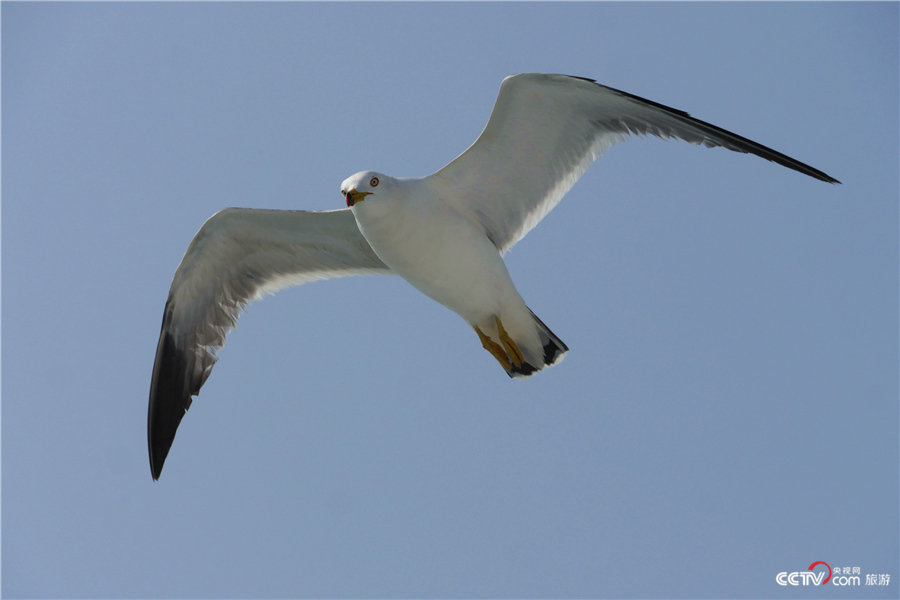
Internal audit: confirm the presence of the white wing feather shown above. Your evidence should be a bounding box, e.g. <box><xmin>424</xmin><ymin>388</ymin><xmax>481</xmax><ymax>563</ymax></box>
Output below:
<box><xmin>428</xmin><ymin>73</ymin><xmax>838</xmax><ymax>254</ymax></box>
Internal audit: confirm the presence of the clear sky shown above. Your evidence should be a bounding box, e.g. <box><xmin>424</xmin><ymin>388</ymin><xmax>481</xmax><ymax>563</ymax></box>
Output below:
<box><xmin>2</xmin><ymin>2</ymin><xmax>897</xmax><ymax>598</ymax></box>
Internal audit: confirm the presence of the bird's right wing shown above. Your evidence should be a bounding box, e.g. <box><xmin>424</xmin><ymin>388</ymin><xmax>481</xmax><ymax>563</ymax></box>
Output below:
<box><xmin>149</xmin><ymin>207</ymin><xmax>389</xmax><ymax>479</ymax></box>
<box><xmin>428</xmin><ymin>73</ymin><xmax>839</xmax><ymax>255</ymax></box>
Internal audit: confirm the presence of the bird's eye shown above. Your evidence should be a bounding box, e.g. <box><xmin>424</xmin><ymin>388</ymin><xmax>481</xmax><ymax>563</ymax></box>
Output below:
<box><xmin>369</xmin><ymin>176</ymin><xmax>379</xmax><ymax>188</ymax></box>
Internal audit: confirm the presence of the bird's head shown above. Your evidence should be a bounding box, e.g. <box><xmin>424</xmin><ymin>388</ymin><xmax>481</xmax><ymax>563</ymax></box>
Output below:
<box><xmin>340</xmin><ymin>171</ymin><xmax>385</xmax><ymax>207</ymax></box>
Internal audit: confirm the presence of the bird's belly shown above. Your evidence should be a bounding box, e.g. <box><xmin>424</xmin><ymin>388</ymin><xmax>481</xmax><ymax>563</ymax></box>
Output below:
<box><xmin>357</xmin><ymin>206</ymin><xmax>516</xmax><ymax>323</ymax></box>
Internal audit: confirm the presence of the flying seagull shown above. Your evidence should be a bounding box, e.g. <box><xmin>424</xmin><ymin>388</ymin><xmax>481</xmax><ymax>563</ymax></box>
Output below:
<box><xmin>148</xmin><ymin>73</ymin><xmax>839</xmax><ymax>479</ymax></box>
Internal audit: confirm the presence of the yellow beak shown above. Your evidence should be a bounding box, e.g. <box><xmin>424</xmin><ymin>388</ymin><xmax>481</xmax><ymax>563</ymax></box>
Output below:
<box><xmin>345</xmin><ymin>188</ymin><xmax>372</xmax><ymax>207</ymax></box>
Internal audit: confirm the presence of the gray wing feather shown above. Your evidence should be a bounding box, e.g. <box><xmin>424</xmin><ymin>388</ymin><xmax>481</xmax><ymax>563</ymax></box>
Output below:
<box><xmin>149</xmin><ymin>207</ymin><xmax>388</xmax><ymax>479</ymax></box>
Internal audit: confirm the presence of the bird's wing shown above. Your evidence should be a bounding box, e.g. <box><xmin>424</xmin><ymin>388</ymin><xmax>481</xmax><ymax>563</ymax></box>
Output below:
<box><xmin>427</xmin><ymin>73</ymin><xmax>839</xmax><ymax>254</ymax></box>
<box><xmin>148</xmin><ymin>207</ymin><xmax>389</xmax><ymax>479</ymax></box>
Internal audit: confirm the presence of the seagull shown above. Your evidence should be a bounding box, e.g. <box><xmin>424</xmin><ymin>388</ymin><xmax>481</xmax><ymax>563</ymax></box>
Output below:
<box><xmin>148</xmin><ymin>73</ymin><xmax>839</xmax><ymax>479</ymax></box>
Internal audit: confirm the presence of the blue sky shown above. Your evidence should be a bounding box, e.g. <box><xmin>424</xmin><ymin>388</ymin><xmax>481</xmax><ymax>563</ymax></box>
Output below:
<box><xmin>2</xmin><ymin>2</ymin><xmax>897</xmax><ymax>598</ymax></box>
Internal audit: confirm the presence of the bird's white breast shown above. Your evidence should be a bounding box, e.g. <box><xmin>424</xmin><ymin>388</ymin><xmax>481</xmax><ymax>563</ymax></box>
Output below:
<box><xmin>351</xmin><ymin>180</ymin><xmax>519</xmax><ymax>325</ymax></box>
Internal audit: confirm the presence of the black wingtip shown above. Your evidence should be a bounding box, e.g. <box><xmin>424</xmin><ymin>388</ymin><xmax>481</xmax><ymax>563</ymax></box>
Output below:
<box><xmin>148</xmin><ymin>306</ymin><xmax>194</xmax><ymax>480</ymax></box>
<box><xmin>566</xmin><ymin>75</ymin><xmax>842</xmax><ymax>185</ymax></box>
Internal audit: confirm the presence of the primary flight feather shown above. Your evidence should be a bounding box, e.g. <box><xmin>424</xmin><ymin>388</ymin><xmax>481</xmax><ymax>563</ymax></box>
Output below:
<box><xmin>148</xmin><ymin>73</ymin><xmax>839</xmax><ymax>479</ymax></box>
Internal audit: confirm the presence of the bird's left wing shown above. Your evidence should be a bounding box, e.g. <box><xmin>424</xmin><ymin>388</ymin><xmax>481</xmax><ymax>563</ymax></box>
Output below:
<box><xmin>149</xmin><ymin>207</ymin><xmax>389</xmax><ymax>479</ymax></box>
<box><xmin>428</xmin><ymin>73</ymin><xmax>839</xmax><ymax>254</ymax></box>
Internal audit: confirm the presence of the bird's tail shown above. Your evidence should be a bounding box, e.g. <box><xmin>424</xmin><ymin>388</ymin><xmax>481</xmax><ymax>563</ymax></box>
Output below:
<box><xmin>475</xmin><ymin>309</ymin><xmax>569</xmax><ymax>378</ymax></box>
<box><xmin>514</xmin><ymin>307</ymin><xmax>568</xmax><ymax>377</ymax></box>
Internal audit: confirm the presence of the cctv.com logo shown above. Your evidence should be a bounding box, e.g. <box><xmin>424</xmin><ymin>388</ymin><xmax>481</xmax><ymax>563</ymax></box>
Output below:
<box><xmin>777</xmin><ymin>561</ymin><xmax>861</xmax><ymax>586</ymax></box>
